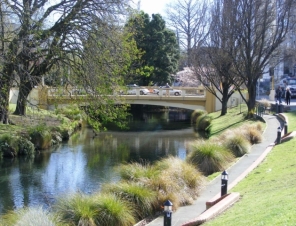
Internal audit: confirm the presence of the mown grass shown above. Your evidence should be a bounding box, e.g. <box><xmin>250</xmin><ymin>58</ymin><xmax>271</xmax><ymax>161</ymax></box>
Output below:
<box><xmin>204</xmin><ymin>111</ymin><xmax>296</xmax><ymax>225</ymax></box>
<box><xmin>209</xmin><ymin>104</ymin><xmax>254</xmax><ymax>136</ymax></box>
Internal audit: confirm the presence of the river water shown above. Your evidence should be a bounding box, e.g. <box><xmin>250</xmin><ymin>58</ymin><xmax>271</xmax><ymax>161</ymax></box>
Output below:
<box><xmin>0</xmin><ymin>106</ymin><xmax>198</xmax><ymax>215</ymax></box>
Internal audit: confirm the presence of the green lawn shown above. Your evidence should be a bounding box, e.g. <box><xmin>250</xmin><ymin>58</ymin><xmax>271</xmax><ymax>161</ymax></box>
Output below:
<box><xmin>209</xmin><ymin>104</ymin><xmax>261</xmax><ymax>136</ymax></box>
<box><xmin>204</xmin><ymin>111</ymin><xmax>296</xmax><ymax>225</ymax></box>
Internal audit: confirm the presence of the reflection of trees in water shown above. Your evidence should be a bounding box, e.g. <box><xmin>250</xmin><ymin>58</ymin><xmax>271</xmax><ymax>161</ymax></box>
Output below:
<box><xmin>0</xmin><ymin>125</ymin><xmax>196</xmax><ymax>215</ymax></box>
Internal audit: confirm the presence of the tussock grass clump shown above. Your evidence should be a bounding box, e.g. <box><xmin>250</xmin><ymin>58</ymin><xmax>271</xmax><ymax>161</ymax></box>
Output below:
<box><xmin>54</xmin><ymin>193</ymin><xmax>99</xmax><ymax>226</ymax></box>
<box><xmin>241</xmin><ymin>124</ymin><xmax>263</xmax><ymax>144</ymax></box>
<box><xmin>224</xmin><ymin>134</ymin><xmax>251</xmax><ymax>157</ymax></box>
<box><xmin>1</xmin><ymin>207</ymin><xmax>62</xmax><ymax>226</ymax></box>
<box><xmin>54</xmin><ymin>193</ymin><xmax>136</xmax><ymax>226</ymax></box>
<box><xmin>93</xmin><ymin>193</ymin><xmax>136</xmax><ymax>226</ymax></box>
<box><xmin>191</xmin><ymin>109</ymin><xmax>207</xmax><ymax>124</ymax></box>
<box><xmin>116</xmin><ymin>162</ymin><xmax>159</xmax><ymax>183</ymax></box>
<box><xmin>187</xmin><ymin>140</ymin><xmax>234</xmax><ymax>176</ymax></box>
<box><xmin>151</xmin><ymin>157</ymin><xmax>206</xmax><ymax>209</ymax></box>
<box><xmin>101</xmin><ymin>182</ymin><xmax>156</xmax><ymax>220</ymax></box>
<box><xmin>196</xmin><ymin>114</ymin><xmax>213</xmax><ymax>132</ymax></box>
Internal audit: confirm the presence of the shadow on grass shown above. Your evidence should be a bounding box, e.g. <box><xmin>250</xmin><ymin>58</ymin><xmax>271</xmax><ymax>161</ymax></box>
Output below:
<box><xmin>210</xmin><ymin>119</ymin><xmax>245</xmax><ymax>136</ymax></box>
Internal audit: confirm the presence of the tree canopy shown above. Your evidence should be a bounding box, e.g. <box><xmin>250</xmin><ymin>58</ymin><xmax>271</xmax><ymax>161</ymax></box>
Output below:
<box><xmin>0</xmin><ymin>0</ymin><xmax>136</xmax><ymax>127</ymax></box>
<box><xmin>126</xmin><ymin>12</ymin><xmax>179</xmax><ymax>86</ymax></box>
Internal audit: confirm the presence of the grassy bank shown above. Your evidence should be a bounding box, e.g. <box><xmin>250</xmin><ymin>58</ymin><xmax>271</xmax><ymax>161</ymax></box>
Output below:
<box><xmin>204</xmin><ymin>111</ymin><xmax>296</xmax><ymax>225</ymax></box>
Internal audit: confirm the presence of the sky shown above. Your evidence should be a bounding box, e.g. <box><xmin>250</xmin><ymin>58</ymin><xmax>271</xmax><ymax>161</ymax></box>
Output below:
<box><xmin>135</xmin><ymin>0</ymin><xmax>171</xmax><ymax>16</ymax></box>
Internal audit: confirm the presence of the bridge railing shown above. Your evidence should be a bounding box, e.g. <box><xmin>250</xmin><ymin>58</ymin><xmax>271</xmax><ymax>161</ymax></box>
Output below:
<box><xmin>47</xmin><ymin>86</ymin><xmax>206</xmax><ymax>97</ymax></box>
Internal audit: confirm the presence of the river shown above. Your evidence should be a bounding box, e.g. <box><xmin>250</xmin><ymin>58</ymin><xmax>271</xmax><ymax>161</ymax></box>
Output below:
<box><xmin>0</xmin><ymin>106</ymin><xmax>198</xmax><ymax>215</ymax></box>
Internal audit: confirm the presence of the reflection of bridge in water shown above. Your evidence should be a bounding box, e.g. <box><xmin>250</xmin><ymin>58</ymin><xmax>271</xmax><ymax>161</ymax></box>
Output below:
<box><xmin>10</xmin><ymin>86</ymin><xmax>243</xmax><ymax>113</ymax></box>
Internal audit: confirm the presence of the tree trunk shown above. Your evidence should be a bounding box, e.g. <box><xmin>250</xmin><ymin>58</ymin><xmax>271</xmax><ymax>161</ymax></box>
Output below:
<box><xmin>13</xmin><ymin>81</ymin><xmax>33</xmax><ymax>116</ymax></box>
<box><xmin>0</xmin><ymin>65</ymin><xmax>13</xmax><ymax>124</ymax></box>
<box><xmin>220</xmin><ymin>83</ymin><xmax>231</xmax><ymax>116</ymax></box>
<box><xmin>247</xmin><ymin>82</ymin><xmax>257</xmax><ymax>118</ymax></box>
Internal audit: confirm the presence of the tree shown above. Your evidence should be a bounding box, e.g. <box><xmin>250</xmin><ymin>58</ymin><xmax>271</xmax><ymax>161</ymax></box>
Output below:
<box><xmin>165</xmin><ymin>0</ymin><xmax>208</xmax><ymax>67</ymax></box>
<box><xmin>71</xmin><ymin>22</ymin><xmax>141</xmax><ymax>131</ymax></box>
<box><xmin>0</xmin><ymin>0</ymin><xmax>130</xmax><ymax>123</ymax></box>
<box><xmin>231</xmin><ymin>0</ymin><xmax>295</xmax><ymax>117</ymax></box>
<box><xmin>192</xmin><ymin>0</ymin><xmax>243</xmax><ymax>116</ymax></box>
<box><xmin>126</xmin><ymin>12</ymin><xmax>179</xmax><ymax>85</ymax></box>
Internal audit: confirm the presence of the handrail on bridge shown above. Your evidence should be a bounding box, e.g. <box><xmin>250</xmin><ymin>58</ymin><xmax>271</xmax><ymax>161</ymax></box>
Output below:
<box><xmin>47</xmin><ymin>86</ymin><xmax>206</xmax><ymax>97</ymax></box>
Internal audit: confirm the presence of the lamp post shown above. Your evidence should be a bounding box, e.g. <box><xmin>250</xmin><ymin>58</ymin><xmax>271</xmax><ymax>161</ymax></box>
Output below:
<box><xmin>221</xmin><ymin>170</ymin><xmax>228</xmax><ymax>196</ymax></box>
<box><xmin>163</xmin><ymin>200</ymin><xmax>173</xmax><ymax>226</ymax></box>
<box><xmin>277</xmin><ymin>126</ymin><xmax>281</xmax><ymax>144</ymax></box>
<box><xmin>284</xmin><ymin>122</ymin><xmax>288</xmax><ymax>135</ymax></box>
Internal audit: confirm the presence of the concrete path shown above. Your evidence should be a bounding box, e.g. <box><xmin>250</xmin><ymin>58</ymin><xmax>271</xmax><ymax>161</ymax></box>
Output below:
<box><xmin>147</xmin><ymin>113</ymin><xmax>283</xmax><ymax>226</ymax></box>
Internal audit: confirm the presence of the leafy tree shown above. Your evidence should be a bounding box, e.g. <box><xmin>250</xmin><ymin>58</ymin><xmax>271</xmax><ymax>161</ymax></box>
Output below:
<box><xmin>126</xmin><ymin>12</ymin><xmax>179</xmax><ymax>85</ymax></box>
<box><xmin>0</xmin><ymin>0</ymin><xmax>130</xmax><ymax>123</ymax></box>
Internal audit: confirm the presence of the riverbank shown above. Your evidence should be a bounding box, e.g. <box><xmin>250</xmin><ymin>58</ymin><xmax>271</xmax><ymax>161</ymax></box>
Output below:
<box><xmin>0</xmin><ymin>105</ymin><xmax>82</xmax><ymax>158</ymax></box>
<box><xmin>0</xmin><ymin>104</ymin><xmax>270</xmax><ymax>226</ymax></box>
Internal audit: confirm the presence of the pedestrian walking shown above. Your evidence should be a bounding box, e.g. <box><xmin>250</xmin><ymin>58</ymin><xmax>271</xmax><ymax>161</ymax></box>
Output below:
<box><xmin>285</xmin><ymin>87</ymin><xmax>291</xmax><ymax>105</ymax></box>
<box><xmin>276</xmin><ymin>86</ymin><xmax>282</xmax><ymax>103</ymax></box>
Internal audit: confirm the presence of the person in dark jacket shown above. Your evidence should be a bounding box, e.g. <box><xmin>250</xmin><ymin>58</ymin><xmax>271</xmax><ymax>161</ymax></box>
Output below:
<box><xmin>276</xmin><ymin>86</ymin><xmax>282</xmax><ymax>103</ymax></box>
<box><xmin>285</xmin><ymin>87</ymin><xmax>291</xmax><ymax>105</ymax></box>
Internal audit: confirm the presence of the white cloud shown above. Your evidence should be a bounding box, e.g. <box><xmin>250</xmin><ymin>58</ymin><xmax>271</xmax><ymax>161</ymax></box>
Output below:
<box><xmin>136</xmin><ymin>0</ymin><xmax>171</xmax><ymax>16</ymax></box>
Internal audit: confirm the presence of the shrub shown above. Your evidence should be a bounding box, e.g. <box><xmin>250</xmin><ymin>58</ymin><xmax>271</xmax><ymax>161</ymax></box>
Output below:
<box><xmin>29</xmin><ymin>124</ymin><xmax>52</xmax><ymax>150</ymax></box>
<box><xmin>0</xmin><ymin>134</ymin><xmax>19</xmax><ymax>158</ymax></box>
<box><xmin>55</xmin><ymin>104</ymin><xmax>81</xmax><ymax>121</ymax></box>
<box><xmin>191</xmin><ymin>110</ymin><xmax>207</xmax><ymax>124</ymax></box>
<box><xmin>224</xmin><ymin>134</ymin><xmax>251</xmax><ymax>157</ymax></box>
<box><xmin>101</xmin><ymin>182</ymin><xmax>157</xmax><ymax>220</ymax></box>
<box><xmin>187</xmin><ymin>140</ymin><xmax>234</xmax><ymax>176</ymax></box>
<box><xmin>17</xmin><ymin>137</ymin><xmax>35</xmax><ymax>157</ymax></box>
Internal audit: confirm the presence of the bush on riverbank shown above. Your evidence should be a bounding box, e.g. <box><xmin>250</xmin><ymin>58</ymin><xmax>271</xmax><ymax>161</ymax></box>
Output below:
<box><xmin>0</xmin><ymin>134</ymin><xmax>35</xmax><ymax>158</ymax></box>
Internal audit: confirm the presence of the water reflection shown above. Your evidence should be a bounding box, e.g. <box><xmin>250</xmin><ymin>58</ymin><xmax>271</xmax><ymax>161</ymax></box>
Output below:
<box><xmin>0</xmin><ymin>107</ymin><xmax>198</xmax><ymax>215</ymax></box>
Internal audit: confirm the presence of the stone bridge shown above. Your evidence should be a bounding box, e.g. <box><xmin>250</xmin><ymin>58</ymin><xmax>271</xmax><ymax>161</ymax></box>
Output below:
<box><xmin>9</xmin><ymin>86</ymin><xmax>243</xmax><ymax>113</ymax></box>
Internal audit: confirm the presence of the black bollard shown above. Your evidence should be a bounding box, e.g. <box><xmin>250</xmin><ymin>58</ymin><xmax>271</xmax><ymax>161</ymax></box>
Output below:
<box><xmin>163</xmin><ymin>200</ymin><xmax>173</xmax><ymax>226</ymax></box>
<box><xmin>221</xmin><ymin>170</ymin><xmax>228</xmax><ymax>196</ymax></box>
<box><xmin>284</xmin><ymin>122</ymin><xmax>288</xmax><ymax>135</ymax></box>
<box><xmin>277</xmin><ymin>127</ymin><xmax>281</xmax><ymax>144</ymax></box>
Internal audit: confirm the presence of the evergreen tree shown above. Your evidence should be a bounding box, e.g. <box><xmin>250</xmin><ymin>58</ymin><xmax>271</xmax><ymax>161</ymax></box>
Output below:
<box><xmin>126</xmin><ymin>12</ymin><xmax>179</xmax><ymax>86</ymax></box>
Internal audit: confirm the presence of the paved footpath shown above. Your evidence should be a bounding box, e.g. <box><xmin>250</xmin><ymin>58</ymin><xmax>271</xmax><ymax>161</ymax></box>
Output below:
<box><xmin>147</xmin><ymin>114</ymin><xmax>282</xmax><ymax>226</ymax></box>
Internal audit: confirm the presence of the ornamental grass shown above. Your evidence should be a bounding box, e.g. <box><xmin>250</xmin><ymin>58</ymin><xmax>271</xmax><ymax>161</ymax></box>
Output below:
<box><xmin>101</xmin><ymin>182</ymin><xmax>157</xmax><ymax>220</ymax></box>
<box><xmin>1</xmin><ymin>207</ymin><xmax>63</xmax><ymax>226</ymax></box>
<box><xmin>151</xmin><ymin>157</ymin><xmax>206</xmax><ymax>209</ymax></box>
<box><xmin>115</xmin><ymin>162</ymin><xmax>160</xmax><ymax>183</ymax></box>
<box><xmin>191</xmin><ymin>109</ymin><xmax>207</xmax><ymax>124</ymax></box>
<box><xmin>187</xmin><ymin>140</ymin><xmax>234</xmax><ymax>176</ymax></box>
<box><xmin>53</xmin><ymin>193</ymin><xmax>136</xmax><ymax>226</ymax></box>
<box><xmin>241</xmin><ymin>124</ymin><xmax>263</xmax><ymax>144</ymax></box>
<box><xmin>224</xmin><ymin>134</ymin><xmax>251</xmax><ymax>157</ymax></box>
